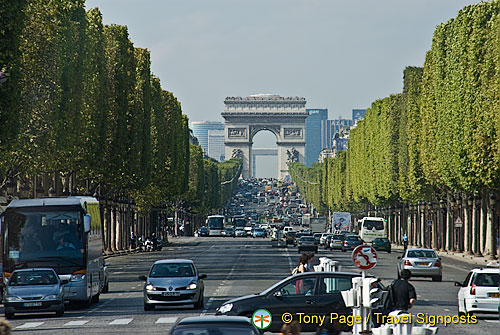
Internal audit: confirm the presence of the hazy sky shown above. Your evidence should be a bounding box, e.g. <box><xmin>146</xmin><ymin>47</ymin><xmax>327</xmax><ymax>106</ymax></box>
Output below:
<box><xmin>85</xmin><ymin>0</ymin><xmax>480</xmax><ymax>177</ymax></box>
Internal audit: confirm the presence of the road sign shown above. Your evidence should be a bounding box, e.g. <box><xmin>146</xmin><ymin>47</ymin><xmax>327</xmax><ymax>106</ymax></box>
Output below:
<box><xmin>455</xmin><ymin>217</ymin><xmax>463</xmax><ymax>228</ymax></box>
<box><xmin>427</xmin><ymin>220</ymin><xmax>433</xmax><ymax>226</ymax></box>
<box><xmin>352</xmin><ymin>245</ymin><xmax>378</xmax><ymax>270</ymax></box>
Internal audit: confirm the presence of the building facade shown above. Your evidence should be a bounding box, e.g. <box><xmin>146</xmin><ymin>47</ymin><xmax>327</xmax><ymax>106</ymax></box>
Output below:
<box><xmin>321</xmin><ymin>119</ymin><xmax>354</xmax><ymax>149</ymax></box>
<box><xmin>208</xmin><ymin>130</ymin><xmax>225</xmax><ymax>162</ymax></box>
<box><xmin>190</xmin><ymin>121</ymin><xmax>225</xmax><ymax>155</ymax></box>
<box><xmin>352</xmin><ymin>109</ymin><xmax>366</xmax><ymax>122</ymax></box>
<box><xmin>305</xmin><ymin>109</ymin><xmax>328</xmax><ymax>166</ymax></box>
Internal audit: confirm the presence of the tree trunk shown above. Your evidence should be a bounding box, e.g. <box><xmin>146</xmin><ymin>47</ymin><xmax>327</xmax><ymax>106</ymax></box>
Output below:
<box><xmin>485</xmin><ymin>192</ymin><xmax>497</xmax><ymax>259</ymax></box>
<box><xmin>464</xmin><ymin>202</ymin><xmax>471</xmax><ymax>255</ymax></box>
<box><xmin>480</xmin><ymin>195</ymin><xmax>487</xmax><ymax>255</ymax></box>
<box><xmin>446</xmin><ymin>203</ymin><xmax>452</xmax><ymax>251</ymax></box>
<box><xmin>111</xmin><ymin>204</ymin><xmax>116</xmax><ymax>252</ymax></box>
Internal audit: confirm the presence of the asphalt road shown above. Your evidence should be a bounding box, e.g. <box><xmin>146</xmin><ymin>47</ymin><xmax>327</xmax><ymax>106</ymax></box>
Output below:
<box><xmin>3</xmin><ymin>237</ymin><xmax>497</xmax><ymax>334</ymax></box>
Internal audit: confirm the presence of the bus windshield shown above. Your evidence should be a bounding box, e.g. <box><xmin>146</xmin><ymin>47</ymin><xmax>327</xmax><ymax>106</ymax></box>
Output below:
<box><xmin>233</xmin><ymin>218</ymin><xmax>247</xmax><ymax>228</ymax></box>
<box><xmin>207</xmin><ymin>216</ymin><xmax>224</xmax><ymax>230</ymax></box>
<box><xmin>3</xmin><ymin>208</ymin><xmax>84</xmax><ymax>271</ymax></box>
<box><xmin>363</xmin><ymin>220</ymin><xmax>384</xmax><ymax>230</ymax></box>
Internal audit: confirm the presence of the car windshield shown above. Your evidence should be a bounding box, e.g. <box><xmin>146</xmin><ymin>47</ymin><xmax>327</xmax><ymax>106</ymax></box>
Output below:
<box><xmin>332</xmin><ymin>236</ymin><xmax>343</xmax><ymax>240</ymax></box>
<box><xmin>406</xmin><ymin>250</ymin><xmax>437</xmax><ymax>258</ymax></box>
<box><xmin>473</xmin><ymin>273</ymin><xmax>500</xmax><ymax>287</ymax></box>
<box><xmin>9</xmin><ymin>270</ymin><xmax>58</xmax><ymax>286</ymax></box>
<box><xmin>150</xmin><ymin>263</ymin><xmax>195</xmax><ymax>277</ymax></box>
<box><xmin>172</xmin><ymin>326</ymin><xmax>257</xmax><ymax>335</ymax></box>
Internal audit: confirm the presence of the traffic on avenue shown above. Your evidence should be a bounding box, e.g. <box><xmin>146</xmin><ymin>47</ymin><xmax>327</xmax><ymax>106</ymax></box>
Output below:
<box><xmin>0</xmin><ymin>180</ymin><xmax>497</xmax><ymax>335</ymax></box>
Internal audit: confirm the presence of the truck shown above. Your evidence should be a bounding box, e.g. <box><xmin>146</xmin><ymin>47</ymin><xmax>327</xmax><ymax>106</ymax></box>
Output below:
<box><xmin>301</xmin><ymin>214</ymin><xmax>327</xmax><ymax>233</ymax></box>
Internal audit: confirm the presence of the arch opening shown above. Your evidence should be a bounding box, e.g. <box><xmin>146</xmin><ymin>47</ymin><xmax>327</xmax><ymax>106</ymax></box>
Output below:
<box><xmin>252</xmin><ymin>129</ymin><xmax>278</xmax><ymax>179</ymax></box>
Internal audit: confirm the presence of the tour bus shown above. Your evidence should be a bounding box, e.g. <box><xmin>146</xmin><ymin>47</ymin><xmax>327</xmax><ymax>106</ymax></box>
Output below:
<box><xmin>357</xmin><ymin>216</ymin><xmax>386</xmax><ymax>243</ymax></box>
<box><xmin>0</xmin><ymin>197</ymin><xmax>105</xmax><ymax>306</ymax></box>
<box><xmin>207</xmin><ymin>215</ymin><xmax>225</xmax><ymax>236</ymax></box>
<box><xmin>232</xmin><ymin>216</ymin><xmax>247</xmax><ymax>229</ymax></box>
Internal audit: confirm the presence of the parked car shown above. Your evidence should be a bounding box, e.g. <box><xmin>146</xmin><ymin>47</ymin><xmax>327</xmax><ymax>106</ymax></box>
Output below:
<box><xmin>341</xmin><ymin>234</ymin><xmax>364</xmax><ymax>252</ymax></box>
<box><xmin>3</xmin><ymin>268</ymin><xmax>67</xmax><ymax>319</ymax></box>
<box><xmin>371</xmin><ymin>237</ymin><xmax>391</xmax><ymax>253</ymax></box>
<box><xmin>169</xmin><ymin>316</ymin><xmax>260</xmax><ymax>335</ymax></box>
<box><xmin>198</xmin><ymin>227</ymin><xmax>209</xmax><ymax>237</ymax></box>
<box><xmin>216</xmin><ymin>272</ymin><xmax>361</xmax><ymax>333</ymax></box>
<box><xmin>397</xmin><ymin>248</ymin><xmax>442</xmax><ymax>281</ymax></box>
<box><xmin>140</xmin><ymin>259</ymin><xmax>207</xmax><ymax>310</ymax></box>
<box><xmin>297</xmin><ymin>236</ymin><xmax>318</xmax><ymax>253</ymax></box>
<box><xmin>455</xmin><ymin>265</ymin><xmax>500</xmax><ymax>315</ymax></box>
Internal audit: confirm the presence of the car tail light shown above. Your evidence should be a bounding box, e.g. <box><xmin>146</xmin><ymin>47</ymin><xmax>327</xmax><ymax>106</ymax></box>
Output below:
<box><xmin>404</xmin><ymin>259</ymin><xmax>412</xmax><ymax>266</ymax></box>
<box><xmin>434</xmin><ymin>259</ymin><xmax>441</xmax><ymax>267</ymax></box>
<box><xmin>470</xmin><ymin>284</ymin><xmax>476</xmax><ymax>295</ymax></box>
<box><xmin>344</xmin><ymin>241</ymin><xmax>348</xmax><ymax>246</ymax></box>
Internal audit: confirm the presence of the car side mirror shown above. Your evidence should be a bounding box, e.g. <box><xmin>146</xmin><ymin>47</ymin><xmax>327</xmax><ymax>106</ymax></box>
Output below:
<box><xmin>199</xmin><ymin>274</ymin><xmax>207</xmax><ymax>280</ymax></box>
<box><xmin>454</xmin><ymin>281</ymin><xmax>462</xmax><ymax>287</ymax></box>
<box><xmin>61</xmin><ymin>279</ymin><xmax>69</xmax><ymax>285</ymax></box>
<box><xmin>273</xmin><ymin>291</ymin><xmax>282</xmax><ymax>298</ymax></box>
<box><xmin>105</xmin><ymin>262</ymin><xmax>110</xmax><ymax>267</ymax></box>
<box><xmin>397</xmin><ymin>256</ymin><xmax>401</xmax><ymax>259</ymax></box>
<box><xmin>84</xmin><ymin>214</ymin><xmax>91</xmax><ymax>233</ymax></box>
<box><xmin>439</xmin><ymin>257</ymin><xmax>442</xmax><ymax>260</ymax></box>
<box><xmin>138</xmin><ymin>275</ymin><xmax>147</xmax><ymax>281</ymax></box>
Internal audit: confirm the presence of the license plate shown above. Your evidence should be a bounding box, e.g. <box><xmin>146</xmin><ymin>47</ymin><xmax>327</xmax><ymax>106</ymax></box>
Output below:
<box><xmin>162</xmin><ymin>292</ymin><xmax>180</xmax><ymax>296</ymax></box>
<box><xmin>489</xmin><ymin>292</ymin><xmax>499</xmax><ymax>298</ymax></box>
<box><xmin>417</xmin><ymin>262</ymin><xmax>429</xmax><ymax>266</ymax></box>
<box><xmin>23</xmin><ymin>302</ymin><xmax>42</xmax><ymax>307</ymax></box>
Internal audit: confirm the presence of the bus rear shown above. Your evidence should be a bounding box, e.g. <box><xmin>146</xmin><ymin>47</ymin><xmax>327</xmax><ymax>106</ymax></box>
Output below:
<box><xmin>358</xmin><ymin>217</ymin><xmax>386</xmax><ymax>243</ymax></box>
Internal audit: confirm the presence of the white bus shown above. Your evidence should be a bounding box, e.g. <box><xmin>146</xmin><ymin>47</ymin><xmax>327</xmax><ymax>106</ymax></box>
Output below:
<box><xmin>357</xmin><ymin>217</ymin><xmax>386</xmax><ymax>243</ymax></box>
<box><xmin>207</xmin><ymin>215</ymin><xmax>224</xmax><ymax>236</ymax></box>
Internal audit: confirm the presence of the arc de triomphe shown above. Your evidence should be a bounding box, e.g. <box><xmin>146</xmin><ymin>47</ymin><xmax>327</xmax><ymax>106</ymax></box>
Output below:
<box><xmin>222</xmin><ymin>94</ymin><xmax>307</xmax><ymax>179</ymax></box>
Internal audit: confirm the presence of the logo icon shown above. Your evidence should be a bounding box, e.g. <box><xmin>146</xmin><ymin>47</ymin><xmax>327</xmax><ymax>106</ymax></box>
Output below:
<box><xmin>252</xmin><ymin>309</ymin><xmax>272</xmax><ymax>329</ymax></box>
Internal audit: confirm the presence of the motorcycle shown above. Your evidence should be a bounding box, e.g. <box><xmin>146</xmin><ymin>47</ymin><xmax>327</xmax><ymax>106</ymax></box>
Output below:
<box><xmin>144</xmin><ymin>238</ymin><xmax>154</xmax><ymax>252</ymax></box>
<box><xmin>154</xmin><ymin>236</ymin><xmax>163</xmax><ymax>251</ymax></box>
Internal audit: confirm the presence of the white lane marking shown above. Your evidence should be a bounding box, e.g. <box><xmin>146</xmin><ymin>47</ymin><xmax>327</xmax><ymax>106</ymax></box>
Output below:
<box><xmin>16</xmin><ymin>322</ymin><xmax>44</xmax><ymax>329</ymax></box>
<box><xmin>109</xmin><ymin>318</ymin><xmax>133</xmax><ymax>325</ymax></box>
<box><xmin>286</xmin><ymin>248</ymin><xmax>294</xmax><ymax>272</ymax></box>
<box><xmin>65</xmin><ymin>320</ymin><xmax>89</xmax><ymax>326</ymax></box>
<box><xmin>485</xmin><ymin>320</ymin><xmax>499</xmax><ymax>323</ymax></box>
<box><xmin>156</xmin><ymin>317</ymin><xmax>178</xmax><ymax>324</ymax></box>
<box><xmin>443</xmin><ymin>308</ymin><xmax>450</xmax><ymax>312</ymax></box>
<box><xmin>200</xmin><ymin>297</ymin><xmax>214</xmax><ymax>316</ymax></box>
<box><xmin>424</xmin><ymin>299</ymin><xmax>429</xmax><ymax>302</ymax></box>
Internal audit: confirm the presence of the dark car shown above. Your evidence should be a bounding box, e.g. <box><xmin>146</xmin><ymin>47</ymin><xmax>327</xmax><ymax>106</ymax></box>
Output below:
<box><xmin>372</xmin><ymin>237</ymin><xmax>391</xmax><ymax>253</ymax></box>
<box><xmin>297</xmin><ymin>236</ymin><xmax>318</xmax><ymax>253</ymax></box>
<box><xmin>169</xmin><ymin>316</ymin><xmax>260</xmax><ymax>335</ymax></box>
<box><xmin>3</xmin><ymin>268</ymin><xmax>67</xmax><ymax>318</ymax></box>
<box><xmin>198</xmin><ymin>227</ymin><xmax>209</xmax><ymax>237</ymax></box>
<box><xmin>329</xmin><ymin>234</ymin><xmax>346</xmax><ymax>250</ymax></box>
<box><xmin>216</xmin><ymin>272</ymin><xmax>358</xmax><ymax>332</ymax></box>
<box><xmin>286</xmin><ymin>231</ymin><xmax>296</xmax><ymax>245</ymax></box>
<box><xmin>342</xmin><ymin>235</ymin><xmax>364</xmax><ymax>252</ymax></box>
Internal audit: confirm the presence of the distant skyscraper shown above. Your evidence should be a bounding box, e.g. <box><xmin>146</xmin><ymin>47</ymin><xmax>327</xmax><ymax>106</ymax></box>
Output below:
<box><xmin>305</xmin><ymin>109</ymin><xmax>328</xmax><ymax>166</ymax></box>
<box><xmin>352</xmin><ymin>109</ymin><xmax>366</xmax><ymax>122</ymax></box>
<box><xmin>190</xmin><ymin>121</ymin><xmax>225</xmax><ymax>154</ymax></box>
<box><xmin>321</xmin><ymin>119</ymin><xmax>354</xmax><ymax>149</ymax></box>
<box><xmin>208</xmin><ymin>130</ymin><xmax>225</xmax><ymax>162</ymax></box>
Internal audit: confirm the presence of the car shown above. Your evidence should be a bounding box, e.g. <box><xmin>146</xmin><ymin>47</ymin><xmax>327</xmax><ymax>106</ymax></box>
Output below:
<box><xmin>198</xmin><ymin>227</ymin><xmax>209</xmax><ymax>237</ymax></box>
<box><xmin>222</xmin><ymin>227</ymin><xmax>235</xmax><ymax>237</ymax></box>
<box><xmin>372</xmin><ymin>237</ymin><xmax>391</xmax><ymax>253</ymax></box>
<box><xmin>313</xmin><ymin>233</ymin><xmax>322</xmax><ymax>244</ymax></box>
<box><xmin>216</xmin><ymin>271</ymin><xmax>361</xmax><ymax>333</ymax></box>
<box><xmin>455</xmin><ymin>265</ymin><xmax>500</xmax><ymax>316</ymax></box>
<box><xmin>341</xmin><ymin>234</ymin><xmax>364</xmax><ymax>252</ymax></box>
<box><xmin>244</xmin><ymin>226</ymin><xmax>253</xmax><ymax>236</ymax></box>
<box><xmin>397</xmin><ymin>248</ymin><xmax>442</xmax><ymax>281</ymax></box>
<box><xmin>169</xmin><ymin>316</ymin><xmax>260</xmax><ymax>335</ymax></box>
<box><xmin>319</xmin><ymin>233</ymin><xmax>333</xmax><ymax>246</ymax></box>
<box><xmin>3</xmin><ymin>268</ymin><xmax>67</xmax><ymax>319</ymax></box>
<box><xmin>252</xmin><ymin>228</ymin><xmax>266</xmax><ymax>238</ymax></box>
<box><xmin>329</xmin><ymin>234</ymin><xmax>345</xmax><ymax>250</ymax></box>
<box><xmin>285</xmin><ymin>231</ymin><xmax>296</xmax><ymax>245</ymax></box>
<box><xmin>297</xmin><ymin>236</ymin><xmax>318</xmax><ymax>253</ymax></box>
<box><xmin>235</xmin><ymin>228</ymin><xmax>246</xmax><ymax>237</ymax></box>
<box><xmin>140</xmin><ymin>259</ymin><xmax>207</xmax><ymax>310</ymax></box>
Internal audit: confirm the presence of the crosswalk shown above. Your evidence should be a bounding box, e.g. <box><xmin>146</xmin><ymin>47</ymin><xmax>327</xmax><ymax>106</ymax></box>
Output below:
<box><xmin>13</xmin><ymin>316</ymin><xmax>185</xmax><ymax>330</ymax></box>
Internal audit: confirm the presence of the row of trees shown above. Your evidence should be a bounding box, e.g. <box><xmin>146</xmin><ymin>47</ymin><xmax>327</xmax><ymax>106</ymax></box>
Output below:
<box><xmin>290</xmin><ymin>1</ymin><xmax>500</xmax><ymax>258</ymax></box>
<box><xmin>0</xmin><ymin>1</ymin><xmax>240</xmax><ymax>251</ymax></box>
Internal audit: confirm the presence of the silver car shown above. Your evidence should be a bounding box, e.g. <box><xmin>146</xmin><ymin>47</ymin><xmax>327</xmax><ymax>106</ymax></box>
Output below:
<box><xmin>3</xmin><ymin>268</ymin><xmax>67</xmax><ymax>319</ymax></box>
<box><xmin>397</xmin><ymin>248</ymin><xmax>442</xmax><ymax>282</ymax></box>
<box><xmin>140</xmin><ymin>259</ymin><xmax>206</xmax><ymax>311</ymax></box>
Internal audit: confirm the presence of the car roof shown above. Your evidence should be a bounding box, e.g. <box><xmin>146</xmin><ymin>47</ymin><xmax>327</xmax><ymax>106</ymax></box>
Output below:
<box><xmin>177</xmin><ymin>316</ymin><xmax>253</xmax><ymax>325</ymax></box>
<box><xmin>12</xmin><ymin>268</ymin><xmax>57</xmax><ymax>273</ymax></box>
<box><xmin>470</xmin><ymin>267</ymin><xmax>500</xmax><ymax>273</ymax></box>
<box><xmin>153</xmin><ymin>259</ymin><xmax>194</xmax><ymax>265</ymax></box>
<box><xmin>7</xmin><ymin>196</ymin><xmax>98</xmax><ymax>209</ymax></box>
<box><xmin>406</xmin><ymin>248</ymin><xmax>435</xmax><ymax>252</ymax></box>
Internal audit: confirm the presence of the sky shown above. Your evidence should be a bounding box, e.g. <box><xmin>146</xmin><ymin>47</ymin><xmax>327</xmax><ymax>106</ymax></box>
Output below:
<box><xmin>85</xmin><ymin>0</ymin><xmax>481</xmax><ymax>178</ymax></box>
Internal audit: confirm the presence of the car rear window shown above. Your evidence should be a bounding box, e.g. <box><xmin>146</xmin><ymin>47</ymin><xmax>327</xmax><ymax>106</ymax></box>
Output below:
<box><xmin>406</xmin><ymin>250</ymin><xmax>437</xmax><ymax>258</ymax></box>
<box><xmin>347</xmin><ymin>236</ymin><xmax>360</xmax><ymax>241</ymax></box>
<box><xmin>473</xmin><ymin>273</ymin><xmax>500</xmax><ymax>287</ymax></box>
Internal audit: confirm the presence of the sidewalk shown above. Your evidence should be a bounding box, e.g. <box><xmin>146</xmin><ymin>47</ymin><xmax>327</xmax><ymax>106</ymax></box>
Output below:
<box><xmin>392</xmin><ymin>244</ymin><xmax>495</xmax><ymax>266</ymax></box>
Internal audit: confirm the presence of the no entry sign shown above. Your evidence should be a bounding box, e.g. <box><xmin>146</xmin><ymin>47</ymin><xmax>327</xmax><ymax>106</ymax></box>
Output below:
<box><xmin>352</xmin><ymin>245</ymin><xmax>378</xmax><ymax>270</ymax></box>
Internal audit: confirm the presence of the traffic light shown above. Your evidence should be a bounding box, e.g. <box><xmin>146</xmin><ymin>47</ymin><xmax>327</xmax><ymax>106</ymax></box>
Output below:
<box><xmin>362</xmin><ymin>278</ymin><xmax>381</xmax><ymax>308</ymax></box>
<box><xmin>341</xmin><ymin>288</ymin><xmax>356</xmax><ymax>307</ymax></box>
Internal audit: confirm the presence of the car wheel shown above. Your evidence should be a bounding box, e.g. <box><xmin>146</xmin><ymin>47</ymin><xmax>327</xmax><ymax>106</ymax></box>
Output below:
<box><xmin>102</xmin><ymin>280</ymin><xmax>109</xmax><ymax>293</ymax></box>
<box><xmin>55</xmin><ymin>307</ymin><xmax>64</xmax><ymax>317</ymax></box>
<box><xmin>91</xmin><ymin>293</ymin><xmax>100</xmax><ymax>303</ymax></box>
<box><xmin>387</xmin><ymin>250</ymin><xmax>391</xmax><ymax>254</ymax></box>
<box><xmin>4</xmin><ymin>312</ymin><xmax>14</xmax><ymax>319</ymax></box>
<box><xmin>194</xmin><ymin>294</ymin><xmax>204</xmax><ymax>309</ymax></box>
<box><xmin>432</xmin><ymin>275</ymin><xmax>442</xmax><ymax>282</ymax></box>
<box><xmin>144</xmin><ymin>303</ymin><xmax>155</xmax><ymax>311</ymax></box>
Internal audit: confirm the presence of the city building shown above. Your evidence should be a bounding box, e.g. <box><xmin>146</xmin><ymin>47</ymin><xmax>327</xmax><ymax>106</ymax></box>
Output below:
<box><xmin>305</xmin><ymin>109</ymin><xmax>328</xmax><ymax>166</ymax></box>
<box><xmin>318</xmin><ymin>148</ymin><xmax>335</xmax><ymax>163</ymax></box>
<box><xmin>208</xmin><ymin>130</ymin><xmax>225</xmax><ymax>162</ymax></box>
<box><xmin>320</xmin><ymin>119</ymin><xmax>354</xmax><ymax>149</ymax></box>
<box><xmin>190</xmin><ymin>121</ymin><xmax>225</xmax><ymax>155</ymax></box>
<box><xmin>352</xmin><ymin>109</ymin><xmax>366</xmax><ymax>122</ymax></box>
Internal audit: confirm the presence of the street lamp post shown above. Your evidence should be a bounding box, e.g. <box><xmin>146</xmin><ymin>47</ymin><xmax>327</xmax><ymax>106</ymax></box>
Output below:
<box><xmin>466</xmin><ymin>195</ymin><xmax>474</xmax><ymax>255</ymax></box>
<box><xmin>439</xmin><ymin>199</ymin><xmax>446</xmax><ymax>251</ymax></box>
<box><xmin>456</xmin><ymin>195</ymin><xmax>462</xmax><ymax>252</ymax></box>
<box><xmin>487</xmin><ymin>194</ymin><xmax>497</xmax><ymax>260</ymax></box>
<box><xmin>474</xmin><ymin>196</ymin><xmax>482</xmax><ymax>256</ymax></box>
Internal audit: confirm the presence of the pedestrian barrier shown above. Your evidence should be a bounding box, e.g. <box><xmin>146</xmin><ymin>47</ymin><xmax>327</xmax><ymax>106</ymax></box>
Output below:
<box><xmin>314</xmin><ymin>257</ymin><xmax>342</xmax><ymax>272</ymax></box>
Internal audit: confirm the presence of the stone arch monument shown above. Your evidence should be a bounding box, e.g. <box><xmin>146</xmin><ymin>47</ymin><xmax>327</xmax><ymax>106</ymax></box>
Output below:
<box><xmin>222</xmin><ymin>94</ymin><xmax>307</xmax><ymax>179</ymax></box>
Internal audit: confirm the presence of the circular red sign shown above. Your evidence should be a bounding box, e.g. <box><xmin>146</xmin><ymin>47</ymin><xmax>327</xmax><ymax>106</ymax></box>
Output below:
<box><xmin>352</xmin><ymin>245</ymin><xmax>378</xmax><ymax>270</ymax></box>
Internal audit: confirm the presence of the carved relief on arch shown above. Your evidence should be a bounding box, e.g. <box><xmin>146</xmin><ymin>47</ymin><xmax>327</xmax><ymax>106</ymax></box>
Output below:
<box><xmin>249</xmin><ymin>125</ymin><xmax>281</xmax><ymax>141</ymax></box>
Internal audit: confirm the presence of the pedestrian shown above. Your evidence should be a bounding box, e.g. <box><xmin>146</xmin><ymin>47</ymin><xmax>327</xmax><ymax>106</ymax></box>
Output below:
<box><xmin>392</xmin><ymin>269</ymin><xmax>417</xmax><ymax>311</ymax></box>
<box><xmin>403</xmin><ymin>233</ymin><xmax>408</xmax><ymax>251</ymax></box>
<box><xmin>130</xmin><ymin>232</ymin><xmax>136</xmax><ymax>249</ymax></box>
<box><xmin>305</xmin><ymin>252</ymin><xmax>315</xmax><ymax>272</ymax></box>
<box><xmin>292</xmin><ymin>254</ymin><xmax>309</xmax><ymax>274</ymax></box>
<box><xmin>280</xmin><ymin>321</ymin><xmax>301</xmax><ymax>335</ymax></box>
